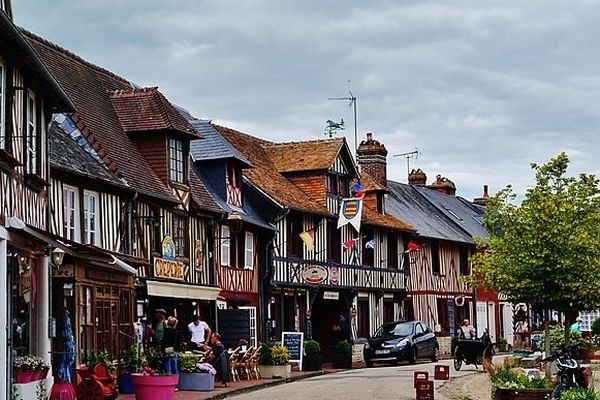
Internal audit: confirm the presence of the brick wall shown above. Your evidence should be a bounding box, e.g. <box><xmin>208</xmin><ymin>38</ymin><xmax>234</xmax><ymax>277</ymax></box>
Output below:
<box><xmin>132</xmin><ymin>134</ymin><xmax>168</xmax><ymax>183</ymax></box>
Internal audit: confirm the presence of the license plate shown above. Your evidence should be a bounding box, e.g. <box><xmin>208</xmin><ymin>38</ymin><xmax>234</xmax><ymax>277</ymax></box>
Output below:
<box><xmin>375</xmin><ymin>349</ymin><xmax>390</xmax><ymax>355</ymax></box>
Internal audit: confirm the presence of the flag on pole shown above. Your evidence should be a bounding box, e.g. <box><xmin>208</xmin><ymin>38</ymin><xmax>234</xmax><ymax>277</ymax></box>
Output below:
<box><xmin>350</xmin><ymin>179</ymin><xmax>365</xmax><ymax>199</ymax></box>
<box><xmin>342</xmin><ymin>238</ymin><xmax>359</xmax><ymax>251</ymax></box>
<box><xmin>337</xmin><ymin>198</ymin><xmax>363</xmax><ymax>232</ymax></box>
<box><xmin>405</xmin><ymin>240</ymin><xmax>421</xmax><ymax>253</ymax></box>
<box><xmin>299</xmin><ymin>229</ymin><xmax>315</xmax><ymax>252</ymax></box>
<box><xmin>365</xmin><ymin>239</ymin><xmax>376</xmax><ymax>249</ymax></box>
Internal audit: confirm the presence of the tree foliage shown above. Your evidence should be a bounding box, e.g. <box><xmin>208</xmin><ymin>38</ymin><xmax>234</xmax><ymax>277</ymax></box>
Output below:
<box><xmin>471</xmin><ymin>153</ymin><xmax>600</xmax><ymax>313</ymax></box>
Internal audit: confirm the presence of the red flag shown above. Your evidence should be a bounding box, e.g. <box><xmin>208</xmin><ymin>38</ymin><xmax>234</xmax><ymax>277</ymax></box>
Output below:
<box><xmin>405</xmin><ymin>240</ymin><xmax>420</xmax><ymax>253</ymax></box>
<box><xmin>343</xmin><ymin>238</ymin><xmax>358</xmax><ymax>251</ymax></box>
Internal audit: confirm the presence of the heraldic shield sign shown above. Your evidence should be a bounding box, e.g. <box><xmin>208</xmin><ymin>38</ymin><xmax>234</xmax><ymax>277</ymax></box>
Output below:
<box><xmin>337</xmin><ymin>198</ymin><xmax>363</xmax><ymax>232</ymax></box>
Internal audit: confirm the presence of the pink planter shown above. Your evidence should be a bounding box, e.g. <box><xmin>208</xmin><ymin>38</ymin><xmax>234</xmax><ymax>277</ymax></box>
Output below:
<box><xmin>131</xmin><ymin>373</ymin><xmax>179</xmax><ymax>400</ymax></box>
<box><xmin>16</xmin><ymin>370</ymin><xmax>33</xmax><ymax>384</ymax></box>
<box><xmin>31</xmin><ymin>371</ymin><xmax>41</xmax><ymax>382</ymax></box>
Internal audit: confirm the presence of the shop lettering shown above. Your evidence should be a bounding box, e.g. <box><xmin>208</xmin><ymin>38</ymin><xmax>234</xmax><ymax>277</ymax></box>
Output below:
<box><xmin>153</xmin><ymin>257</ymin><xmax>185</xmax><ymax>280</ymax></box>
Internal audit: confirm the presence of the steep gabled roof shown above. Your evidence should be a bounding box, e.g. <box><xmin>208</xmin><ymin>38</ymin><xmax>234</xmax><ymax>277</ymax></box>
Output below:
<box><xmin>24</xmin><ymin>30</ymin><xmax>176</xmax><ymax>203</ymax></box>
<box><xmin>263</xmin><ymin>138</ymin><xmax>347</xmax><ymax>174</ymax></box>
<box><xmin>188</xmin><ymin>119</ymin><xmax>251</xmax><ymax>167</ymax></box>
<box><xmin>387</xmin><ymin>181</ymin><xmax>473</xmax><ymax>243</ymax></box>
<box><xmin>214</xmin><ymin>125</ymin><xmax>332</xmax><ymax>216</ymax></box>
<box><xmin>362</xmin><ymin>205</ymin><xmax>415</xmax><ymax>232</ymax></box>
<box><xmin>110</xmin><ymin>87</ymin><xmax>201</xmax><ymax>138</ymax></box>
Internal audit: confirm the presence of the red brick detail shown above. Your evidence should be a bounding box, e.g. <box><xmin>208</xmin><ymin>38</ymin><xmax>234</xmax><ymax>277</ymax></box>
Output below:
<box><xmin>287</xmin><ymin>175</ymin><xmax>327</xmax><ymax>206</ymax></box>
<box><xmin>132</xmin><ymin>135</ymin><xmax>168</xmax><ymax>184</ymax></box>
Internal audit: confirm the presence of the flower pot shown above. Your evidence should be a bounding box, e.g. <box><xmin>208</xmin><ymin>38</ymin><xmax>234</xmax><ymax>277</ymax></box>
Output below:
<box><xmin>119</xmin><ymin>373</ymin><xmax>135</xmax><ymax>394</ymax></box>
<box><xmin>16</xmin><ymin>370</ymin><xmax>33</xmax><ymax>384</ymax></box>
<box><xmin>40</xmin><ymin>367</ymin><xmax>50</xmax><ymax>380</ymax></box>
<box><xmin>494</xmin><ymin>388</ymin><xmax>553</xmax><ymax>400</ymax></box>
<box><xmin>178</xmin><ymin>372</ymin><xmax>215</xmax><ymax>391</ymax></box>
<box><xmin>131</xmin><ymin>373</ymin><xmax>179</xmax><ymax>400</ymax></box>
<box><xmin>302</xmin><ymin>354</ymin><xmax>322</xmax><ymax>371</ymax></box>
<box><xmin>333</xmin><ymin>352</ymin><xmax>352</xmax><ymax>369</ymax></box>
<box><xmin>259</xmin><ymin>364</ymin><xmax>292</xmax><ymax>379</ymax></box>
<box><xmin>31</xmin><ymin>370</ymin><xmax>41</xmax><ymax>382</ymax></box>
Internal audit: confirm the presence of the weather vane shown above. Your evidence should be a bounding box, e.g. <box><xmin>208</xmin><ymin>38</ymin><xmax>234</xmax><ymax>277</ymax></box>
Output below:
<box><xmin>328</xmin><ymin>91</ymin><xmax>358</xmax><ymax>155</ymax></box>
<box><xmin>325</xmin><ymin>119</ymin><xmax>345</xmax><ymax>138</ymax></box>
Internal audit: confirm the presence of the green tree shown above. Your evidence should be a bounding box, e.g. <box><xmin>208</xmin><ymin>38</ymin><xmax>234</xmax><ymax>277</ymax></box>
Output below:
<box><xmin>471</xmin><ymin>153</ymin><xmax>600</xmax><ymax>344</ymax></box>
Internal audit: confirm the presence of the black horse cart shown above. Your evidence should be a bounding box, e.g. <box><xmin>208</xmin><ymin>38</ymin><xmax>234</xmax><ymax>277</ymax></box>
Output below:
<box><xmin>453</xmin><ymin>331</ymin><xmax>495</xmax><ymax>370</ymax></box>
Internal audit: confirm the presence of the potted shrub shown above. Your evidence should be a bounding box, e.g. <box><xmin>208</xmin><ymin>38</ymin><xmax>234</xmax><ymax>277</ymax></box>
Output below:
<box><xmin>119</xmin><ymin>344</ymin><xmax>142</xmax><ymax>394</ymax></box>
<box><xmin>259</xmin><ymin>342</ymin><xmax>291</xmax><ymax>379</ymax></box>
<box><xmin>490</xmin><ymin>359</ymin><xmax>553</xmax><ymax>400</ymax></box>
<box><xmin>177</xmin><ymin>353</ymin><xmax>215</xmax><ymax>391</ymax></box>
<box><xmin>333</xmin><ymin>340</ymin><xmax>352</xmax><ymax>369</ymax></box>
<box><xmin>131</xmin><ymin>347</ymin><xmax>178</xmax><ymax>400</ymax></box>
<box><xmin>302</xmin><ymin>340</ymin><xmax>322</xmax><ymax>371</ymax></box>
<box><xmin>496</xmin><ymin>337</ymin><xmax>509</xmax><ymax>353</ymax></box>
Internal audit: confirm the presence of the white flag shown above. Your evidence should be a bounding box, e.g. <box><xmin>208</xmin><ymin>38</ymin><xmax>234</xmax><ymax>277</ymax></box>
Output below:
<box><xmin>337</xmin><ymin>198</ymin><xmax>363</xmax><ymax>233</ymax></box>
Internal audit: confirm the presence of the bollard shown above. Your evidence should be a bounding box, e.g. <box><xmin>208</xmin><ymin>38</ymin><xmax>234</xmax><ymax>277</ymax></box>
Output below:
<box><xmin>414</xmin><ymin>371</ymin><xmax>429</xmax><ymax>388</ymax></box>
<box><xmin>415</xmin><ymin>380</ymin><xmax>434</xmax><ymax>400</ymax></box>
<box><xmin>434</xmin><ymin>364</ymin><xmax>450</xmax><ymax>380</ymax></box>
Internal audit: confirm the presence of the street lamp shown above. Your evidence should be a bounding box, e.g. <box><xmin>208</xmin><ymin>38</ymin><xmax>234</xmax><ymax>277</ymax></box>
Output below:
<box><xmin>51</xmin><ymin>247</ymin><xmax>65</xmax><ymax>267</ymax></box>
<box><xmin>227</xmin><ymin>211</ymin><xmax>243</xmax><ymax>234</ymax></box>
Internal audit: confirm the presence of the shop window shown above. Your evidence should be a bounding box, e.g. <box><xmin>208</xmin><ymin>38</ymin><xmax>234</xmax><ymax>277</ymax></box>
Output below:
<box><xmin>387</xmin><ymin>232</ymin><xmax>398</xmax><ymax>269</ymax></box>
<box><xmin>25</xmin><ymin>90</ymin><xmax>38</xmax><ymax>175</ymax></box>
<box><xmin>62</xmin><ymin>185</ymin><xmax>80</xmax><ymax>241</ymax></box>
<box><xmin>10</xmin><ymin>253</ymin><xmax>33</xmax><ymax>355</ymax></box>
<box><xmin>459</xmin><ymin>246</ymin><xmax>470</xmax><ymax>275</ymax></box>
<box><xmin>0</xmin><ymin>60</ymin><xmax>5</xmax><ymax>150</ymax></box>
<box><xmin>327</xmin><ymin>219</ymin><xmax>341</xmax><ymax>262</ymax></box>
<box><xmin>436</xmin><ymin>298</ymin><xmax>450</xmax><ymax>333</ymax></box>
<box><xmin>169</xmin><ymin>138</ymin><xmax>185</xmax><ymax>183</ymax></box>
<box><xmin>244</xmin><ymin>231</ymin><xmax>254</xmax><ymax>269</ymax></box>
<box><xmin>431</xmin><ymin>241</ymin><xmax>441</xmax><ymax>275</ymax></box>
<box><xmin>220</xmin><ymin>225</ymin><xmax>230</xmax><ymax>266</ymax></box>
<box><xmin>79</xmin><ymin>285</ymin><xmax>94</xmax><ymax>356</ymax></box>
<box><xmin>172</xmin><ymin>214</ymin><xmax>187</xmax><ymax>256</ymax></box>
<box><xmin>239</xmin><ymin>306</ymin><xmax>257</xmax><ymax>347</ymax></box>
<box><xmin>83</xmin><ymin>191</ymin><xmax>99</xmax><ymax>246</ymax></box>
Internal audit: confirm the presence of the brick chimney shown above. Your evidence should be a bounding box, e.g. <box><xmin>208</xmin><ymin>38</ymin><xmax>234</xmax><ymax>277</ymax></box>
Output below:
<box><xmin>408</xmin><ymin>169</ymin><xmax>427</xmax><ymax>186</ymax></box>
<box><xmin>427</xmin><ymin>174</ymin><xmax>457</xmax><ymax>195</ymax></box>
<box><xmin>473</xmin><ymin>185</ymin><xmax>490</xmax><ymax>206</ymax></box>
<box><xmin>356</xmin><ymin>132</ymin><xmax>388</xmax><ymax>188</ymax></box>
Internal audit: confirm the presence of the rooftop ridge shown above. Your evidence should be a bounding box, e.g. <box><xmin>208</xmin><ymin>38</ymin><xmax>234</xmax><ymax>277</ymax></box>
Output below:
<box><xmin>21</xmin><ymin>27</ymin><xmax>133</xmax><ymax>87</ymax></box>
<box><xmin>211</xmin><ymin>123</ymin><xmax>274</xmax><ymax>146</ymax></box>
<box><xmin>263</xmin><ymin>137</ymin><xmax>345</xmax><ymax>147</ymax></box>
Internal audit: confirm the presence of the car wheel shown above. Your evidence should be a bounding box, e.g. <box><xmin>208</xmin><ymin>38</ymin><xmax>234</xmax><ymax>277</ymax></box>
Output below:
<box><xmin>408</xmin><ymin>346</ymin><xmax>417</xmax><ymax>364</ymax></box>
<box><xmin>392</xmin><ymin>359</ymin><xmax>399</xmax><ymax>366</ymax></box>
<box><xmin>454</xmin><ymin>357</ymin><xmax>462</xmax><ymax>371</ymax></box>
<box><xmin>431</xmin><ymin>345</ymin><xmax>440</xmax><ymax>362</ymax></box>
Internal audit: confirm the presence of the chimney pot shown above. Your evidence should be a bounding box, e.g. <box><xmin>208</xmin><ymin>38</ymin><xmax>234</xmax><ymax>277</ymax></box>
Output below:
<box><xmin>366</xmin><ymin>132</ymin><xmax>373</xmax><ymax>141</ymax></box>
<box><xmin>483</xmin><ymin>185</ymin><xmax>489</xmax><ymax>197</ymax></box>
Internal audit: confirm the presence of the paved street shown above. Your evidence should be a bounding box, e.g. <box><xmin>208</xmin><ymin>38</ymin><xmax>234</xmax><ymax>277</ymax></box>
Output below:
<box><xmin>229</xmin><ymin>359</ymin><xmax>481</xmax><ymax>400</ymax></box>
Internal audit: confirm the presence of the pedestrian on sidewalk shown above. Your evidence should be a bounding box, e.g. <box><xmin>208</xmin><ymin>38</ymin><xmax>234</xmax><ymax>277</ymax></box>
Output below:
<box><xmin>188</xmin><ymin>314</ymin><xmax>211</xmax><ymax>351</ymax></box>
<box><xmin>162</xmin><ymin>316</ymin><xmax>180</xmax><ymax>377</ymax></box>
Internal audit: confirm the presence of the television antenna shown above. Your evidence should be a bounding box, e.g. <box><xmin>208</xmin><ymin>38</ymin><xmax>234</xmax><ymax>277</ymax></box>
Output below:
<box><xmin>393</xmin><ymin>149</ymin><xmax>420</xmax><ymax>176</ymax></box>
<box><xmin>328</xmin><ymin>91</ymin><xmax>357</xmax><ymax>155</ymax></box>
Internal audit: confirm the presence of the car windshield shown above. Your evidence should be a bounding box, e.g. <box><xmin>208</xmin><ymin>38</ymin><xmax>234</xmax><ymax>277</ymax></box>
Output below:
<box><xmin>372</xmin><ymin>322</ymin><xmax>414</xmax><ymax>338</ymax></box>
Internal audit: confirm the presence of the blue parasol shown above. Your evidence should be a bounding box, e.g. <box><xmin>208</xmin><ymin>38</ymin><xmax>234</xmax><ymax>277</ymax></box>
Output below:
<box><xmin>50</xmin><ymin>311</ymin><xmax>76</xmax><ymax>400</ymax></box>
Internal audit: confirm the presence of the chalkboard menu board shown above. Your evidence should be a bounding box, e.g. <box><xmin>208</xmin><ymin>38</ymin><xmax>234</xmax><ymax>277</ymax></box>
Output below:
<box><xmin>281</xmin><ymin>331</ymin><xmax>304</xmax><ymax>370</ymax></box>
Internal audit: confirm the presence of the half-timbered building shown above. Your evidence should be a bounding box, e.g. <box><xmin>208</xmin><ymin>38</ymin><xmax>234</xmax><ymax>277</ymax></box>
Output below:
<box><xmin>0</xmin><ymin>4</ymin><xmax>74</xmax><ymax>398</ymax></box>
<box><xmin>215</xmin><ymin>126</ymin><xmax>415</xmax><ymax>358</ymax></box>
<box><xmin>26</xmin><ymin>32</ymin><xmax>225</xmax><ymax>353</ymax></box>
<box><xmin>186</xmin><ymin>117</ymin><xmax>278</xmax><ymax>348</ymax></box>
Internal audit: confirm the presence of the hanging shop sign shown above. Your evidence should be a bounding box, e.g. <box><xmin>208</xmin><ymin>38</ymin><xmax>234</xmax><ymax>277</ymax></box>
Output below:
<box><xmin>161</xmin><ymin>235</ymin><xmax>176</xmax><ymax>260</ymax></box>
<box><xmin>195</xmin><ymin>240</ymin><xmax>204</xmax><ymax>271</ymax></box>
<box><xmin>302</xmin><ymin>265</ymin><xmax>328</xmax><ymax>284</ymax></box>
<box><xmin>153</xmin><ymin>257</ymin><xmax>185</xmax><ymax>280</ymax></box>
<box><xmin>329</xmin><ymin>266</ymin><xmax>339</xmax><ymax>285</ymax></box>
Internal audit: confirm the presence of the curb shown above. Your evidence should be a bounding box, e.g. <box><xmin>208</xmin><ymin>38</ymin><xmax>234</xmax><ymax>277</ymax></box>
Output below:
<box><xmin>203</xmin><ymin>370</ymin><xmax>328</xmax><ymax>399</ymax></box>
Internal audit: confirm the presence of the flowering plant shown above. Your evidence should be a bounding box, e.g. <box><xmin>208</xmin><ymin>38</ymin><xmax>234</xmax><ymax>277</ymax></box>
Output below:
<box><xmin>14</xmin><ymin>355</ymin><xmax>48</xmax><ymax>371</ymax></box>
<box><xmin>196</xmin><ymin>362</ymin><xmax>216</xmax><ymax>375</ymax></box>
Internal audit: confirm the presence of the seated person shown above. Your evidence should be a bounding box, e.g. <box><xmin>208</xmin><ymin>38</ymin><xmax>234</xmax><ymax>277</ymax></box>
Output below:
<box><xmin>205</xmin><ymin>333</ymin><xmax>229</xmax><ymax>387</ymax></box>
<box><xmin>460</xmin><ymin>319</ymin><xmax>476</xmax><ymax>339</ymax></box>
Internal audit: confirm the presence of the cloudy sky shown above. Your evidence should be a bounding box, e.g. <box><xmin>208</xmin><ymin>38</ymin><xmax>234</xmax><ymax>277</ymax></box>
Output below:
<box><xmin>13</xmin><ymin>1</ymin><xmax>600</xmax><ymax>200</ymax></box>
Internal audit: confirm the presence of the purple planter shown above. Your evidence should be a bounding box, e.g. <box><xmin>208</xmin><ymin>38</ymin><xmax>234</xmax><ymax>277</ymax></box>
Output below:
<box><xmin>131</xmin><ymin>373</ymin><xmax>179</xmax><ymax>400</ymax></box>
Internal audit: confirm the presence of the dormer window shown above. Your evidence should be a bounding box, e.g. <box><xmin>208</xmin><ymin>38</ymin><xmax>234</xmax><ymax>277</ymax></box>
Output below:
<box><xmin>169</xmin><ymin>138</ymin><xmax>184</xmax><ymax>183</ymax></box>
<box><xmin>327</xmin><ymin>173</ymin><xmax>349</xmax><ymax>197</ymax></box>
<box><xmin>226</xmin><ymin>161</ymin><xmax>242</xmax><ymax>207</ymax></box>
<box><xmin>26</xmin><ymin>90</ymin><xmax>38</xmax><ymax>174</ymax></box>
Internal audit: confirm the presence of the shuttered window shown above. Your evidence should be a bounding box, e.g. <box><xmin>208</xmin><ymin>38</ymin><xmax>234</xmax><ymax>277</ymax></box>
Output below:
<box><xmin>244</xmin><ymin>231</ymin><xmax>254</xmax><ymax>269</ymax></box>
<box><xmin>220</xmin><ymin>225</ymin><xmax>230</xmax><ymax>266</ymax></box>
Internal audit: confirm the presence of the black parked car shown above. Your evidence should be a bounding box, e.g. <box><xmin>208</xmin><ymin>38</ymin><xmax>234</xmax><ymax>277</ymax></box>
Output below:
<box><xmin>363</xmin><ymin>320</ymin><xmax>439</xmax><ymax>367</ymax></box>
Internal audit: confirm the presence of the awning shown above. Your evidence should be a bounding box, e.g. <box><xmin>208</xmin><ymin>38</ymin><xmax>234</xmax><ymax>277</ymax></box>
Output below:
<box><xmin>6</xmin><ymin>216</ymin><xmax>73</xmax><ymax>254</ymax></box>
<box><xmin>146</xmin><ymin>280</ymin><xmax>221</xmax><ymax>301</ymax></box>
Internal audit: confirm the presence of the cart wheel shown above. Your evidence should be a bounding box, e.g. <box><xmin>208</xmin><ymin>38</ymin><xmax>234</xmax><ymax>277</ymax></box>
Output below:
<box><xmin>454</xmin><ymin>357</ymin><xmax>462</xmax><ymax>371</ymax></box>
<box><xmin>76</xmin><ymin>380</ymin><xmax>105</xmax><ymax>400</ymax></box>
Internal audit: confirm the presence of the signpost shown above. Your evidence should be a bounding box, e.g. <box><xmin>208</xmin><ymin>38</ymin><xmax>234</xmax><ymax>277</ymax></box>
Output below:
<box><xmin>281</xmin><ymin>331</ymin><xmax>304</xmax><ymax>371</ymax></box>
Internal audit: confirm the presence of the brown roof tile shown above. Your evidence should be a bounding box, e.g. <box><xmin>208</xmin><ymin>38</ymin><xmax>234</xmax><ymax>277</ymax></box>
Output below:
<box><xmin>24</xmin><ymin>31</ymin><xmax>176</xmax><ymax>202</ymax></box>
<box><xmin>263</xmin><ymin>138</ymin><xmax>345</xmax><ymax>173</ymax></box>
<box><xmin>110</xmin><ymin>87</ymin><xmax>201</xmax><ymax>138</ymax></box>
<box><xmin>214</xmin><ymin>125</ymin><xmax>332</xmax><ymax>216</ymax></box>
<box><xmin>363</xmin><ymin>205</ymin><xmax>415</xmax><ymax>232</ymax></box>
<box><xmin>188</xmin><ymin>169</ymin><xmax>223</xmax><ymax>215</ymax></box>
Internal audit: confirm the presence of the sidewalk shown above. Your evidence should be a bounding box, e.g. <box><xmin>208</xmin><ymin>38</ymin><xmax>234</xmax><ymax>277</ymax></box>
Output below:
<box><xmin>118</xmin><ymin>364</ymin><xmax>346</xmax><ymax>400</ymax></box>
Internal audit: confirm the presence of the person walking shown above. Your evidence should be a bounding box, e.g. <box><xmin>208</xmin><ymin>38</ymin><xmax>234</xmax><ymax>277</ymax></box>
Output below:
<box><xmin>162</xmin><ymin>316</ymin><xmax>179</xmax><ymax>377</ymax></box>
<box><xmin>570</xmin><ymin>316</ymin><xmax>583</xmax><ymax>334</ymax></box>
<box><xmin>188</xmin><ymin>314</ymin><xmax>211</xmax><ymax>351</ymax></box>
<box><xmin>149</xmin><ymin>308</ymin><xmax>168</xmax><ymax>347</ymax></box>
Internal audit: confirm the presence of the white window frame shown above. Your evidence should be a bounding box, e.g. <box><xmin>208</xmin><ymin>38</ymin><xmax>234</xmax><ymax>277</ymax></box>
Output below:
<box><xmin>0</xmin><ymin>60</ymin><xmax>5</xmax><ymax>149</ymax></box>
<box><xmin>83</xmin><ymin>190</ymin><xmax>100</xmax><ymax>246</ymax></box>
<box><xmin>220</xmin><ymin>225</ymin><xmax>230</xmax><ymax>267</ymax></box>
<box><xmin>169</xmin><ymin>138</ymin><xmax>184</xmax><ymax>183</ymax></box>
<box><xmin>580</xmin><ymin>311</ymin><xmax>600</xmax><ymax>332</ymax></box>
<box><xmin>244</xmin><ymin>231</ymin><xmax>254</xmax><ymax>270</ymax></box>
<box><xmin>26</xmin><ymin>90</ymin><xmax>37</xmax><ymax>174</ymax></box>
<box><xmin>62</xmin><ymin>185</ymin><xmax>80</xmax><ymax>241</ymax></box>
<box><xmin>239</xmin><ymin>306</ymin><xmax>257</xmax><ymax>347</ymax></box>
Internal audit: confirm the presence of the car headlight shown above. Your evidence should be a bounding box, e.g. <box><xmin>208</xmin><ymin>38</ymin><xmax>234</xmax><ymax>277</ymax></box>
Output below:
<box><xmin>396</xmin><ymin>339</ymin><xmax>410</xmax><ymax>348</ymax></box>
<box><xmin>364</xmin><ymin>343</ymin><xmax>370</xmax><ymax>349</ymax></box>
